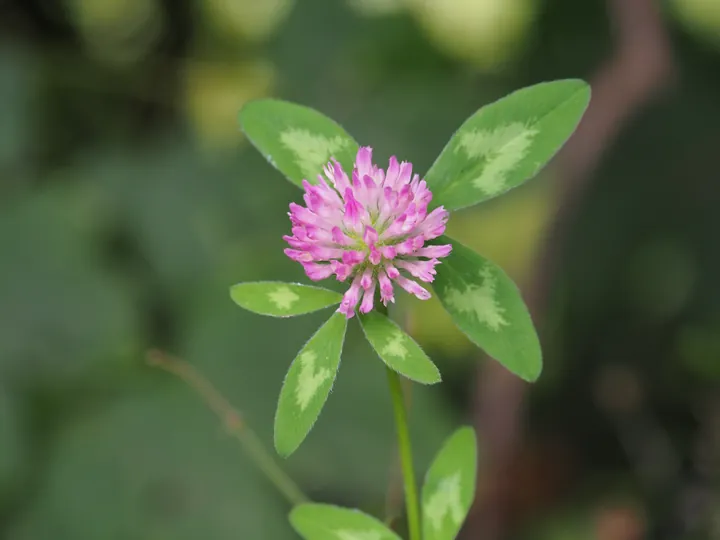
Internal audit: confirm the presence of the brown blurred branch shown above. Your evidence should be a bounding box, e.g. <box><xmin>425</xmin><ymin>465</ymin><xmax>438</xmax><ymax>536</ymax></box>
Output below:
<box><xmin>464</xmin><ymin>1</ymin><xmax>675</xmax><ymax>538</ymax></box>
<box><xmin>146</xmin><ymin>349</ymin><xmax>309</xmax><ymax>507</ymax></box>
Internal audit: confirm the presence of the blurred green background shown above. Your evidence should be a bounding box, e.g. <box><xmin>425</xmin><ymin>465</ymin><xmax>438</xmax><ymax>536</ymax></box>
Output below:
<box><xmin>1</xmin><ymin>0</ymin><xmax>720</xmax><ymax>539</ymax></box>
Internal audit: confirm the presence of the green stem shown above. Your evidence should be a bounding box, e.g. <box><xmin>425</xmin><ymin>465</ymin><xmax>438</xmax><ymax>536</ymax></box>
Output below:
<box><xmin>234</xmin><ymin>425</ymin><xmax>309</xmax><ymax>506</ymax></box>
<box><xmin>147</xmin><ymin>349</ymin><xmax>308</xmax><ymax>507</ymax></box>
<box><xmin>386</xmin><ymin>367</ymin><xmax>422</xmax><ymax>540</ymax></box>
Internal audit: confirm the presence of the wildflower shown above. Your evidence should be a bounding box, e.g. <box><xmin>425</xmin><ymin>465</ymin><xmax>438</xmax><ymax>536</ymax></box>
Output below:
<box><xmin>283</xmin><ymin>147</ymin><xmax>452</xmax><ymax>318</ymax></box>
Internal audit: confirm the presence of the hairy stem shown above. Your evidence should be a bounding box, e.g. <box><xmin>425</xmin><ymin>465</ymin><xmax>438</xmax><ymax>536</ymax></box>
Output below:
<box><xmin>386</xmin><ymin>366</ymin><xmax>422</xmax><ymax>540</ymax></box>
<box><xmin>146</xmin><ymin>349</ymin><xmax>308</xmax><ymax>507</ymax></box>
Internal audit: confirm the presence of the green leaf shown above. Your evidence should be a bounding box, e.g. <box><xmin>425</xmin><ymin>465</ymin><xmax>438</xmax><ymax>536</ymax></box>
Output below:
<box><xmin>230</xmin><ymin>281</ymin><xmax>343</xmax><ymax>317</ymax></box>
<box><xmin>290</xmin><ymin>503</ymin><xmax>402</xmax><ymax>540</ymax></box>
<box><xmin>0</xmin><ymin>188</ymin><xmax>140</xmax><ymax>389</ymax></box>
<box><xmin>421</xmin><ymin>427</ymin><xmax>478</xmax><ymax>540</ymax></box>
<box><xmin>0</xmin><ymin>386</ymin><xmax>24</xmax><ymax>493</ymax></box>
<box><xmin>275</xmin><ymin>312</ymin><xmax>347</xmax><ymax>457</ymax></box>
<box><xmin>239</xmin><ymin>99</ymin><xmax>359</xmax><ymax>188</ymax></box>
<box><xmin>432</xmin><ymin>236</ymin><xmax>542</xmax><ymax>381</ymax></box>
<box><xmin>8</xmin><ymin>387</ymin><xmax>295</xmax><ymax>540</ymax></box>
<box><xmin>426</xmin><ymin>79</ymin><xmax>590</xmax><ymax>211</ymax></box>
<box><xmin>359</xmin><ymin>311</ymin><xmax>441</xmax><ymax>384</ymax></box>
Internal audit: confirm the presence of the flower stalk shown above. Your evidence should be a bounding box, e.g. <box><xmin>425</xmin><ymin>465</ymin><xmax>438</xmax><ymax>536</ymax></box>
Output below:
<box><xmin>386</xmin><ymin>365</ymin><xmax>421</xmax><ymax>540</ymax></box>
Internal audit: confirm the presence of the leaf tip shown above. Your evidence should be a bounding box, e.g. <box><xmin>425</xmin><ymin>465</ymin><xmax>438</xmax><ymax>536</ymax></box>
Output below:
<box><xmin>228</xmin><ymin>284</ymin><xmax>245</xmax><ymax>307</ymax></box>
<box><xmin>448</xmin><ymin>425</ymin><xmax>478</xmax><ymax>449</ymax></box>
<box><xmin>423</xmin><ymin>366</ymin><xmax>443</xmax><ymax>385</ymax></box>
<box><xmin>273</xmin><ymin>432</ymin><xmax>297</xmax><ymax>459</ymax></box>
<box><xmin>520</xmin><ymin>358</ymin><xmax>543</xmax><ymax>383</ymax></box>
<box><xmin>273</xmin><ymin>411</ymin><xmax>293</xmax><ymax>458</ymax></box>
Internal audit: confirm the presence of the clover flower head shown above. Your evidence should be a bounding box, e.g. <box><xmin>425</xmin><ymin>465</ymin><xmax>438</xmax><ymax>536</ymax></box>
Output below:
<box><xmin>283</xmin><ymin>147</ymin><xmax>452</xmax><ymax>318</ymax></box>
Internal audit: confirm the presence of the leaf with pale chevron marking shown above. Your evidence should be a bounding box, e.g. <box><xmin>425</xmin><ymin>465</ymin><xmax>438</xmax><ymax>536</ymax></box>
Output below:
<box><xmin>239</xmin><ymin>99</ymin><xmax>359</xmax><ymax>188</ymax></box>
<box><xmin>422</xmin><ymin>427</ymin><xmax>478</xmax><ymax>540</ymax></box>
<box><xmin>359</xmin><ymin>311</ymin><xmax>441</xmax><ymax>384</ymax></box>
<box><xmin>432</xmin><ymin>235</ymin><xmax>541</xmax><ymax>381</ymax></box>
<box><xmin>274</xmin><ymin>313</ymin><xmax>347</xmax><ymax>457</ymax></box>
<box><xmin>290</xmin><ymin>503</ymin><xmax>401</xmax><ymax>540</ymax></box>
<box><xmin>426</xmin><ymin>79</ymin><xmax>590</xmax><ymax>211</ymax></box>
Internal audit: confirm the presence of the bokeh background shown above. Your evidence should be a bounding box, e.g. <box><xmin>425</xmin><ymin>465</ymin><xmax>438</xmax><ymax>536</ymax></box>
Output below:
<box><xmin>1</xmin><ymin>0</ymin><xmax>720</xmax><ymax>538</ymax></box>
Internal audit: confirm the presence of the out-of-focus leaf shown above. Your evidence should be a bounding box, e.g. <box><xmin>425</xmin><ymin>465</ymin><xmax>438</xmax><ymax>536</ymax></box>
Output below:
<box><xmin>0</xmin><ymin>188</ymin><xmax>140</xmax><ymax>388</ymax></box>
<box><xmin>669</xmin><ymin>0</ymin><xmax>720</xmax><ymax>49</ymax></box>
<box><xmin>68</xmin><ymin>0</ymin><xmax>164</xmax><ymax>65</ymax></box>
<box><xmin>421</xmin><ymin>427</ymin><xmax>477</xmax><ymax>540</ymax></box>
<box><xmin>275</xmin><ymin>313</ymin><xmax>347</xmax><ymax>457</ymax></box>
<box><xmin>677</xmin><ymin>322</ymin><xmax>720</xmax><ymax>380</ymax></box>
<box><xmin>426</xmin><ymin>80</ymin><xmax>590</xmax><ymax>211</ymax></box>
<box><xmin>348</xmin><ymin>0</ymin><xmax>405</xmax><ymax>17</ymax></box>
<box><xmin>200</xmin><ymin>0</ymin><xmax>294</xmax><ymax>42</ymax></box>
<box><xmin>290</xmin><ymin>503</ymin><xmax>402</xmax><ymax>540</ymax></box>
<box><xmin>409</xmin><ymin>0</ymin><xmax>536</xmax><ymax>69</ymax></box>
<box><xmin>0</xmin><ymin>47</ymin><xmax>34</xmax><ymax>170</ymax></box>
<box><xmin>185</xmin><ymin>60</ymin><xmax>276</xmax><ymax>151</ymax></box>
<box><xmin>359</xmin><ymin>311</ymin><xmax>441</xmax><ymax>384</ymax></box>
<box><xmin>239</xmin><ymin>99</ymin><xmax>359</xmax><ymax>188</ymax></box>
<box><xmin>7</xmin><ymin>387</ymin><xmax>295</xmax><ymax>540</ymax></box>
<box><xmin>0</xmin><ymin>386</ymin><xmax>24</xmax><ymax>495</ymax></box>
<box><xmin>432</xmin><ymin>235</ymin><xmax>542</xmax><ymax>381</ymax></box>
<box><xmin>230</xmin><ymin>282</ymin><xmax>342</xmax><ymax>317</ymax></box>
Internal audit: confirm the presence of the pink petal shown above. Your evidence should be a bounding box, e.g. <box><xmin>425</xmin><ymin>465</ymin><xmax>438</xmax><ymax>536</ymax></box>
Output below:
<box><xmin>363</xmin><ymin>226</ymin><xmax>378</xmax><ymax>245</ymax></box>
<box><xmin>360</xmin><ymin>267</ymin><xmax>374</xmax><ymax>289</ymax></box>
<box><xmin>356</xmin><ymin>146</ymin><xmax>373</xmax><ymax>178</ymax></box>
<box><xmin>359</xmin><ymin>279</ymin><xmax>377</xmax><ymax>314</ymax></box>
<box><xmin>338</xmin><ymin>275</ymin><xmax>363</xmax><ymax>318</ymax></box>
<box><xmin>342</xmin><ymin>250</ymin><xmax>366</xmax><ymax>265</ymax></box>
<box><xmin>414</xmin><ymin>206</ymin><xmax>448</xmax><ymax>240</ymax></box>
<box><xmin>384</xmin><ymin>156</ymin><xmax>400</xmax><ymax>189</ymax></box>
<box><xmin>332</xmin><ymin>261</ymin><xmax>355</xmax><ymax>281</ymax></box>
<box><xmin>385</xmin><ymin>263</ymin><xmax>400</xmax><ymax>279</ymax></box>
<box><xmin>284</xmin><ymin>248</ymin><xmax>313</xmax><ymax>262</ymax></box>
<box><xmin>397</xmin><ymin>161</ymin><xmax>413</xmax><ymax>187</ymax></box>
<box><xmin>415</xmin><ymin>244</ymin><xmax>452</xmax><ymax>259</ymax></box>
<box><xmin>380</xmin><ymin>245</ymin><xmax>396</xmax><ymax>259</ymax></box>
<box><xmin>327</xmin><ymin>159</ymin><xmax>350</xmax><ymax>194</ymax></box>
<box><xmin>332</xmin><ymin>226</ymin><xmax>354</xmax><ymax>246</ymax></box>
<box><xmin>283</xmin><ymin>235</ymin><xmax>307</xmax><ymax>250</ymax></box>
<box><xmin>395</xmin><ymin>275</ymin><xmax>431</xmax><ymax>300</ymax></box>
<box><xmin>309</xmin><ymin>245</ymin><xmax>345</xmax><ymax>260</ymax></box>
<box><xmin>302</xmin><ymin>262</ymin><xmax>335</xmax><ymax>281</ymax></box>
<box><xmin>394</xmin><ymin>258</ymin><xmax>440</xmax><ymax>282</ymax></box>
<box><xmin>378</xmin><ymin>270</ymin><xmax>395</xmax><ymax>305</ymax></box>
<box><xmin>369</xmin><ymin>245</ymin><xmax>382</xmax><ymax>265</ymax></box>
